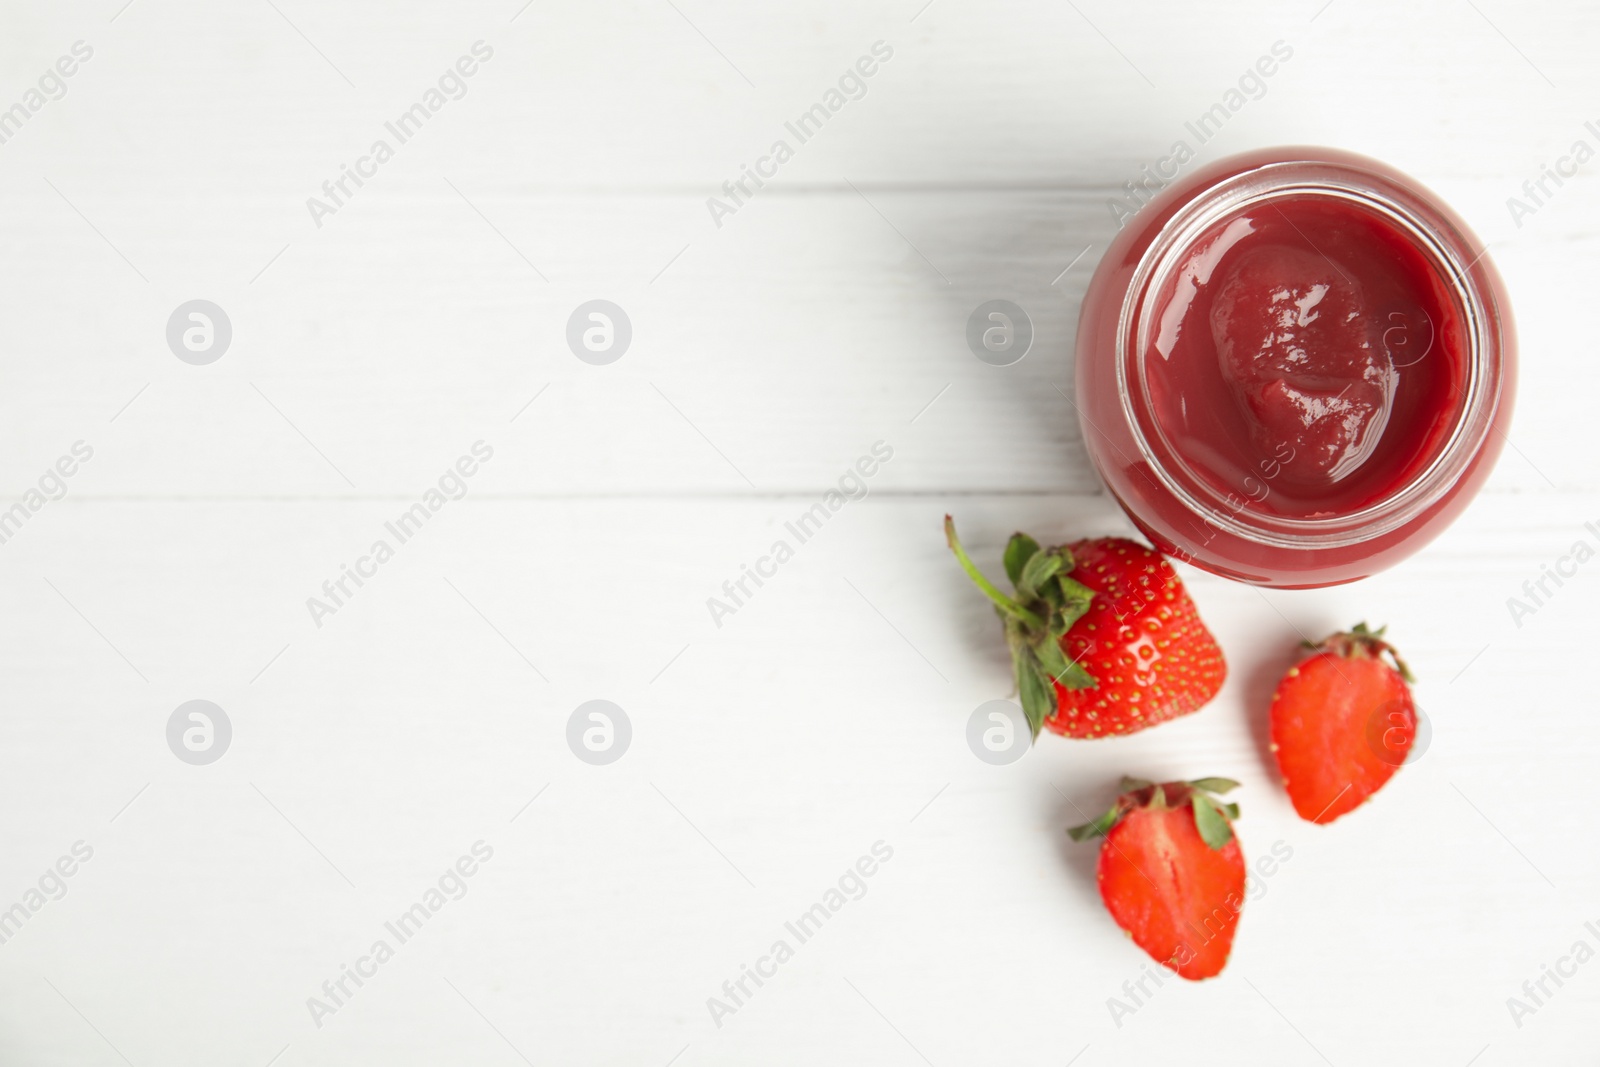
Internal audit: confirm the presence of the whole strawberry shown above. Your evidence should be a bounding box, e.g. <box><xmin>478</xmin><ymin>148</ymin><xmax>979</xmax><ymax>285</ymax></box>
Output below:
<box><xmin>1270</xmin><ymin>623</ymin><xmax>1417</xmax><ymax>824</ymax></box>
<box><xmin>1069</xmin><ymin>777</ymin><xmax>1245</xmax><ymax>980</ymax></box>
<box><xmin>945</xmin><ymin>518</ymin><xmax>1226</xmax><ymax>739</ymax></box>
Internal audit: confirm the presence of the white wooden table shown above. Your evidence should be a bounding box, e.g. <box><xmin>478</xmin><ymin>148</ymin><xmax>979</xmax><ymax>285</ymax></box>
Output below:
<box><xmin>1</xmin><ymin>1</ymin><xmax>1595</xmax><ymax>1063</ymax></box>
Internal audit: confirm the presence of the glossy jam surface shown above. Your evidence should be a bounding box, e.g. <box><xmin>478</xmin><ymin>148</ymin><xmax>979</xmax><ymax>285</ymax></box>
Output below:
<box><xmin>1141</xmin><ymin>194</ymin><xmax>1467</xmax><ymax>521</ymax></box>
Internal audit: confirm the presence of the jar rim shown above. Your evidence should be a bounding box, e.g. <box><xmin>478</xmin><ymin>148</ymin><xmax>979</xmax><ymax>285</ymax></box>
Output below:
<box><xmin>1113</xmin><ymin>158</ymin><xmax>1506</xmax><ymax>550</ymax></box>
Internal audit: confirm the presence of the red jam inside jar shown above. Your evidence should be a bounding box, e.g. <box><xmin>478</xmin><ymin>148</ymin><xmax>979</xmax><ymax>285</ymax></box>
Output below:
<box><xmin>1075</xmin><ymin>148</ymin><xmax>1515</xmax><ymax>587</ymax></box>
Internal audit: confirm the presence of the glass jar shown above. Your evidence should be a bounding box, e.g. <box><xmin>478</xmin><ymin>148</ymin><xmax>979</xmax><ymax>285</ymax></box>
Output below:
<box><xmin>1074</xmin><ymin>146</ymin><xmax>1515</xmax><ymax>587</ymax></box>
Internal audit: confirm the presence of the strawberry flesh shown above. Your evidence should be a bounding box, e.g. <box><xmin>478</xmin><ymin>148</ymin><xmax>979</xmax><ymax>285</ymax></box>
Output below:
<box><xmin>1270</xmin><ymin>631</ymin><xmax>1416</xmax><ymax>824</ymax></box>
<box><xmin>1098</xmin><ymin>790</ymin><xmax>1245</xmax><ymax>980</ymax></box>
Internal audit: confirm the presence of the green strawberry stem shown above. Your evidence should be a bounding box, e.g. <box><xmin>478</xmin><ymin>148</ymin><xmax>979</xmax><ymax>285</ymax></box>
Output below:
<box><xmin>943</xmin><ymin>516</ymin><xmax>1045</xmax><ymax>629</ymax></box>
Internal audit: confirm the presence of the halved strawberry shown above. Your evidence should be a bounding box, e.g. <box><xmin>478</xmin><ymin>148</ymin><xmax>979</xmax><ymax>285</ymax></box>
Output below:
<box><xmin>1269</xmin><ymin>623</ymin><xmax>1417</xmax><ymax>824</ymax></box>
<box><xmin>1069</xmin><ymin>777</ymin><xmax>1246</xmax><ymax>980</ymax></box>
<box><xmin>946</xmin><ymin>518</ymin><xmax>1226</xmax><ymax>739</ymax></box>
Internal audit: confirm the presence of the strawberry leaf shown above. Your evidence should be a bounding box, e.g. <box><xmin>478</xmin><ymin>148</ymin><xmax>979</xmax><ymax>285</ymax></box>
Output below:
<box><xmin>1188</xmin><ymin>777</ymin><xmax>1240</xmax><ymax>795</ymax></box>
<box><xmin>1119</xmin><ymin>776</ymin><xmax>1153</xmax><ymax>792</ymax></box>
<box><xmin>1018</xmin><ymin>550</ymin><xmax>1064</xmax><ymax>599</ymax></box>
<box><xmin>1191</xmin><ymin>793</ymin><xmax>1234</xmax><ymax>850</ymax></box>
<box><xmin>1066</xmin><ymin>802</ymin><xmax>1123</xmax><ymax>842</ymax></box>
<box><xmin>1033</xmin><ymin>636</ymin><xmax>1077</xmax><ymax>683</ymax></box>
<box><xmin>1056</xmin><ymin>574</ymin><xmax>1096</xmax><ymax>621</ymax></box>
<box><xmin>1041</xmin><ymin>602</ymin><xmax>1095</xmax><ymax>690</ymax></box>
<box><xmin>1015</xmin><ymin>653</ymin><xmax>1054</xmax><ymax>741</ymax></box>
<box><xmin>1052</xmin><ymin>660</ymin><xmax>1096</xmax><ymax>689</ymax></box>
<box><xmin>1003</xmin><ymin>533</ymin><xmax>1042</xmax><ymax>587</ymax></box>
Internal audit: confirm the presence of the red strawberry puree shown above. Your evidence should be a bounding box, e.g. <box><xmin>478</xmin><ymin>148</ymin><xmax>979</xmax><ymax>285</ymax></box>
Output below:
<box><xmin>1143</xmin><ymin>195</ymin><xmax>1465</xmax><ymax>519</ymax></box>
<box><xmin>1075</xmin><ymin>148</ymin><xmax>1515</xmax><ymax>587</ymax></box>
